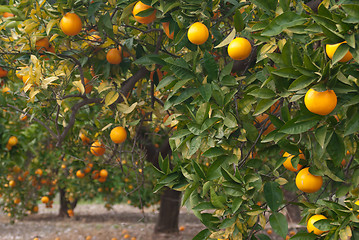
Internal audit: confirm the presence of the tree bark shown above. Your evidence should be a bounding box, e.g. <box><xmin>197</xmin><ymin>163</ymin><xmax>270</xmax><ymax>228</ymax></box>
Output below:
<box><xmin>138</xmin><ymin>128</ymin><xmax>182</xmax><ymax>233</ymax></box>
<box><xmin>58</xmin><ymin>187</ymin><xmax>77</xmax><ymax>218</ymax></box>
<box><xmin>154</xmin><ymin>187</ymin><xmax>182</xmax><ymax>233</ymax></box>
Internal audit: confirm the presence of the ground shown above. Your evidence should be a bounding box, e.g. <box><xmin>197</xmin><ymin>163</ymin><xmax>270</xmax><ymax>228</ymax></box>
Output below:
<box><xmin>0</xmin><ymin>203</ymin><xmax>303</xmax><ymax>240</ymax></box>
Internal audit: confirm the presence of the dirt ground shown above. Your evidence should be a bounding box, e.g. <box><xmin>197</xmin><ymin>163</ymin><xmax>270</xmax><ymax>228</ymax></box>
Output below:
<box><xmin>0</xmin><ymin>203</ymin><xmax>303</xmax><ymax>240</ymax></box>
<box><xmin>0</xmin><ymin>203</ymin><xmax>205</xmax><ymax>240</ymax></box>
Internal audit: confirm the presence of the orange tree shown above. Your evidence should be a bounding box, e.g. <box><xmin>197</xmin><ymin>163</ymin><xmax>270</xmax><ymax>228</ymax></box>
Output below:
<box><xmin>0</xmin><ymin>0</ymin><xmax>358</xmax><ymax>239</ymax></box>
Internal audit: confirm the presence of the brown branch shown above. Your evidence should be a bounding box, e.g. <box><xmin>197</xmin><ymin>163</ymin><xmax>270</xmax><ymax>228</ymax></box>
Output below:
<box><xmin>56</xmin><ymin>97</ymin><xmax>102</xmax><ymax>147</ymax></box>
<box><xmin>6</xmin><ymin>104</ymin><xmax>57</xmax><ymax>138</ymax></box>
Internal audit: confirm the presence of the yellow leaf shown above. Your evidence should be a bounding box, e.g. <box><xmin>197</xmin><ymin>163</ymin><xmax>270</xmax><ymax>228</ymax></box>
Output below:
<box><xmin>29</xmin><ymin>89</ymin><xmax>40</xmax><ymax>100</ymax></box>
<box><xmin>41</xmin><ymin>76</ymin><xmax>58</xmax><ymax>89</ymax></box>
<box><xmin>275</xmin><ymin>177</ymin><xmax>288</xmax><ymax>185</ymax></box>
<box><xmin>101</xmin><ymin>123</ymin><xmax>113</xmax><ymax>131</ymax></box>
<box><xmin>46</xmin><ymin>19</ymin><xmax>58</xmax><ymax>36</ymax></box>
<box><xmin>98</xmin><ymin>81</ymin><xmax>111</xmax><ymax>93</ymax></box>
<box><xmin>23</xmin><ymin>83</ymin><xmax>32</xmax><ymax>93</ymax></box>
<box><xmin>30</xmin><ymin>55</ymin><xmax>38</xmax><ymax>65</ymax></box>
<box><xmin>24</xmin><ymin>21</ymin><xmax>39</xmax><ymax>33</ymax></box>
<box><xmin>339</xmin><ymin>226</ymin><xmax>352</xmax><ymax>240</ymax></box>
<box><xmin>73</xmin><ymin>80</ymin><xmax>84</xmax><ymax>94</ymax></box>
<box><xmin>105</xmin><ymin>91</ymin><xmax>119</xmax><ymax>106</ymax></box>
<box><xmin>259</xmin><ymin>213</ymin><xmax>266</xmax><ymax>229</ymax></box>
<box><xmin>56</xmin><ymin>100</ymin><xmax>63</xmax><ymax>106</ymax></box>
<box><xmin>122</xmin><ymin>102</ymin><xmax>137</xmax><ymax>114</ymax></box>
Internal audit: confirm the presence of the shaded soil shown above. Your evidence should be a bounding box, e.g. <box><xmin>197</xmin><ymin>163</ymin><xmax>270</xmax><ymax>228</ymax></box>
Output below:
<box><xmin>0</xmin><ymin>204</ymin><xmax>204</xmax><ymax>240</ymax></box>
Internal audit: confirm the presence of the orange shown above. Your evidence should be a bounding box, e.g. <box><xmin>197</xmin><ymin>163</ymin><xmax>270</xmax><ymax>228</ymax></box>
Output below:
<box><xmin>162</xmin><ymin>22</ymin><xmax>174</xmax><ymax>39</ymax></box>
<box><xmin>2</xmin><ymin>86</ymin><xmax>10</xmax><ymax>94</ymax></box>
<box><xmin>228</xmin><ymin>37</ymin><xmax>252</xmax><ymax>60</ymax></box>
<box><xmin>150</xmin><ymin>69</ymin><xmax>163</xmax><ymax>82</ymax></box>
<box><xmin>110</xmin><ymin>126</ymin><xmax>127</xmax><ymax>144</ymax></box>
<box><xmin>187</xmin><ymin>22</ymin><xmax>209</xmax><ymax>45</ymax></box>
<box><xmin>132</xmin><ymin>1</ymin><xmax>156</xmax><ymax>24</ymax></box>
<box><xmin>99</xmin><ymin>169</ymin><xmax>108</xmax><ymax>178</ymax></box>
<box><xmin>35</xmin><ymin>168</ymin><xmax>43</xmax><ymax>176</ymax></box>
<box><xmin>304</xmin><ymin>89</ymin><xmax>337</xmax><ymax>116</ymax></box>
<box><xmin>8</xmin><ymin>136</ymin><xmax>18</xmax><ymax>147</ymax></box>
<box><xmin>326</xmin><ymin>41</ymin><xmax>353</xmax><ymax>63</ymax></box>
<box><xmin>0</xmin><ymin>67</ymin><xmax>8</xmax><ymax>77</ymax></box>
<box><xmin>295</xmin><ymin>167</ymin><xmax>323</xmax><ymax>193</ymax></box>
<box><xmin>47</xmin><ymin>45</ymin><xmax>55</xmax><ymax>53</ymax></box>
<box><xmin>179</xmin><ymin>226</ymin><xmax>185</xmax><ymax>231</ymax></box>
<box><xmin>254</xmin><ymin>114</ymin><xmax>275</xmax><ymax>136</ymax></box>
<box><xmin>98</xmin><ymin>176</ymin><xmax>106</xmax><ymax>183</ymax></box>
<box><xmin>35</xmin><ymin>37</ymin><xmax>50</xmax><ymax>52</ymax></box>
<box><xmin>106</xmin><ymin>48</ymin><xmax>122</xmax><ymax>64</ymax></box>
<box><xmin>92</xmin><ymin>170</ymin><xmax>99</xmax><ymax>179</ymax></box>
<box><xmin>282</xmin><ymin>151</ymin><xmax>304</xmax><ymax>172</ymax></box>
<box><xmin>32</xmin><ymin>205</ymin><xmax>39</xmax><ymax>213</ymax></box>
<box><xmin>67</xmin><ymin>209</ymin><xmax>74</xmax><ymax>217</ymax></box>
<box><xmin>9</xmin><ymin>180</ymin><xmax>16</xmax><ymax>187</ymax></box>
<box><xmin>76</xmin><ymin>170</ymin><xmax>85</xmax><ymax>178</ymax></box>
<box><xmin>14</xmin><ymin>198</ymin><xmax>21</xmax><ymax>204</ymax></box>
<box><xmin>20</xmin><ymin>113</ymin><xmax>28</xmax><ymax>121</ymax></box>
<box><xmin>91</xmin><ymin>140</ymin><xmax>106</xmax><ymax>156</ymax></box>
<box><xmin>41</xmin><ymin>196</ymin><xmax>49</xmax><ymax>204</ymax></box>
<box><xmin>13</xmin><ymin>165</ymin><xmax>20</xmax><ymax>173</ymax></box>
<box><xmin>3</xmin><ymin>12</ymin><xmax>14</xmax><ymax>18</ymax></box>
<box><xmin>307</xmin><ymin>214</ymin><xmax>328</xmax><ymax>235</ymax></box>
<box><xmin>78</xmin><ymin>78</ymin><xmax>93</xmax><ymax>94</ymax></box>
<box><xmin>60</xmin><ymin>13</ymin><xmax>82</xmax><ymax>36</ymax></box>
<box><xmin>79</xmin><ymin>132</ymin><xmax>91</xmax><ymax>145</ymax></box>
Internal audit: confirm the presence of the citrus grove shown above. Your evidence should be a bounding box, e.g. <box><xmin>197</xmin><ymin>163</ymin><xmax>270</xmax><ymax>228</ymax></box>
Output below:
<box><xmin>0</xmin><ymin>0</ymin><xmax>358</xmax><ymax>240</ymax></box>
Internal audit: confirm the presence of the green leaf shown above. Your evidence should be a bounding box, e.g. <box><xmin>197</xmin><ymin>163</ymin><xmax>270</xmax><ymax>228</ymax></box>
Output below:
<box><xmin>248</xmin><ymin>88</ymin><xmax>276</xmax><ymax>99</ymax></box>
<box><xmin>262</xmin><ymin>12</ymin><xmax>307</xmax><ymax>37</ymax></box>
<box><xmin>221</xmin><ymin>75</ymin><xmax>237</xmax><ymax>86</ymax></box>
<box><xmin>170</xmin><ymin>129</ymin><xmax>191</xmax><ymax>139</ymax></box>
<box><xmin>199</xmin><ymin>84</ymin><xmax>212</xmax><ymax>102</ymax></box>
<box><xmin>202</xmin><ymin>52</ymin><xmax>219</xmax><ymax>82</ymax></box>
<box><xmin>219</xmin><ymin>217</ymin><xmax>236</xmax><ymax>229</ymax></box>
<box><xmin>313</xmin><ymin>219</ymin><xmax>332</xmax><ymax>232</ymax></box>
<box><xmin>272</xmin><ymin>68</ymin><xmax>302</xmax><ymax>79</ymax></box>
<box><xmin>224</xmin><ymin>112</ymin><xmax>237</xmax><ymax>128</ymax></box>
<box><xmin>256</xmin><ymin>234</ymin><xmax>271</xmax><ymax>240</ymax></box>
<box><xmin>234</xmin><ymin>9</ymin><xmax>244</xmax><ymax>32</ymax></box>
<box><xmin>173</xmin><ymin>88</ymin><xmax>198</xmax><ymax>106</ymax></box>
<box><xmin>288</xmin><ymin>75</ymin><xmax>317</xmax><ymax>91</ymax></box>
<box><xmin>188</xmin><ymin>136</ymin><xmax>202</xmax><ymax>157</ymax></box>
<box><xmin>315</xmin><ymin>125</ymin><xmax>327</xmax><ymax>149</ymax></box>
<box><xmin>345</xmin><ymin>111</ymin><xmax>359</xmax><ymax>136</ymax></box>
<box><xmin>192</xmin><ymin>159</ymin><xmax>206</xmax><ymax>179</ymax></box>
<box><xmin>264</xmin><ymin>182</ymin><xmax>283</xmax><ymax>211</ymax></box>
<box><xmin>207</xmin><ymin>158</ymin><xmax>226</xmax><ymax>180</ymax></box>
<box><xmin>341</xmin><ymin>4</ymin><xmax>359</xmax><ymax>19</ymax></box>
<box><xmin>289</xmin><ymin>232</ymin><xmax>317</xmax><ymax>240</ymax></box>
<box><xmin>327</xmin><ymin>131</ymin><xmax>345</xmax><ymax>166</ymax></box>
<box><xmin>254</xmin><ymin>99</ymin><xmax>279</xmax><ymax>116</ymax></box>
<box><xmin>192</xmin><ymin>229</ymin><xmax>211</xmax><ymax>240</ymax></box>
<box><xmin>221</xmin><ymin>167</ymin><xmax>241</xmax><ymax>184</ymax></box>
<box><xmin>279</xmin><ymin>116</ymin><xmax>320</xmax><ymax>135</ymax></box>
<box><xmin>202</xmin><ymin>147</ymin><xmax>225</xmax><ymax>158</ymax></box>
<box><xmin>332</xmin><ymin>43</ymin><xmax>350</xmax><ymax>65</ymax></box>
<box><xmin>249</xmin><ymin>0</ymin><xmax>277</xmax><ymax>14</ymax></box>
<box><xmin>210</xmin><ymin>186</ymin><xmax>225</xmax><ymax>208</ymax></box>
<box><xmin>269</xmin><ymin>213</ymin><xmax>288</xmax><ymax>238</ymax></box>
<box><xmin>193</xmin><ymin>202</ymin><xmax>216</xmax><ymax>211</ymax></box>
<box><xmin>232</xmin><ymin>198</ymin><xmax>243</xmax><ymax>213</ymax></box>
<box><xmin>201</xmin><ymin>117</ymin><xmax>220</xmax><ymax>132</ymax></box>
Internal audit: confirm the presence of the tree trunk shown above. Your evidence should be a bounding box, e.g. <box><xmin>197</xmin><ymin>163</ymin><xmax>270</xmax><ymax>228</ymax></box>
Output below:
<box><xmin>58</xmin><ymin>187</ymin><xmax>77</xmax><ymax>217</ymax></box>
<box><xmin>138</xmin><ymin>127</ymin><xmax>182</xmax><ymax>234</ymax></box>
<box><xmin>154</xmin><ymin>188</ymin><xmax>182</xmax><ymax>233</ymax></box>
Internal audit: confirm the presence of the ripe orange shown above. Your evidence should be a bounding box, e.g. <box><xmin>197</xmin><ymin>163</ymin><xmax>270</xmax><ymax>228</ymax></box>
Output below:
<box><xmin>187</xmin><ymin>22</ymin><xmax>209</xmax><ymax>45</ymax></box>
<box><xmin>20</xmin><ymin>113</ymin><xmax>28</xmax><ymax>121</ymax></box>
<box><xmin>79</xmin><ymin>132</ymin><xmax>91</xmax><ymax>145</ymax></box>
<box><xmin>179</xmin><ymin>226</ymin><xmax>185</xmax><ymax>231</ymax></box>
<box><xmin>90</xmin><ymin>140</ymin><xmax>106</xmax><ymax>156</ymax></box>
<box><xmin>3</xmin><ymin>12</ymin><xmax>14</xmax><ymax>18</ymax></box>
<box><xmin>228</xmin><ymin>37</ymin><xmax>252</xmax><ymax>60</ymax></box>
<box><xmin>150</xmin><ymin>69</ymin><xmax>163</xmax><ymax>82</ymax></box>
<box><xmin>76</xmin><ymin>170</ymin><xmax>85</xmax><ymax>178</ymax></box>
<box><xmin>255</xmin><ymin>114</ymin><xmax>275</xmax><ymax>136</ymax></box>
<box><xmin>304</xmin><ymin>89</ymin><xmax>337</xmax><ymax>116</ymax></box>
<box><xmin>60</xmin><ymin>13</ymin><xmax>82</xmax><ymax>36</ymax></box>
<box><xmin>41</xmin><ymin>196</ymin><xmax>49</xmax><ymax>204</ymax></box>
<box><xmin>14</xmin><ymin>198</ymin><xmax>21</xmax><ymax>204</ymax></box>
<box><xmin>326</xmin><ymin>41</ymin><xmax>353</xmax><ymax>63</ymax></box>
<box><xmin>307</xmin><ymin>214</ymin><xmax>328</xmax><ymax>235</ymax></box>
<box><xmin>295</xmin><ymin>167</ymin><xmax>323</xmax><ymax>193</ymax></box>
<box><xmin>162</xmin><ymin>22</ymin><xmax>174</xmax><ymax>39</ymax></box>
<box><xmin>99</xmin><ymin>169</ymin><xmax>108</xmax><ymax>178</ymax></box>
<box><xmin>0</xmin><ymin>67</ymin><xmax>8</xmax><ymax>77</ymax></box>
<box><xmin>35</xmin><ymin>168</ymin><xmax>43</xmax><ymax>176</ymax></box>
<box><xmin>106</xmin><ymin>48</ymin><xmax>122</xmax><ymax>64</ymax></box>
<box><xmin>67</xmin><ymin>209</ymin><xmax>74</xmax><ymax>217</ymax></box>
<box><xmin>98</xmin><ymin>176</ymin><xmax>107</xmax><ymax>183</ymax></box>
<box><xmin>2</xmin><ymin>86</ymin><xmax>10</xmax><ymax>94</ymax></box>
<box><xmin>8</xmin><ymin>136</ymin><xmax>18</xmax><ymax>147</ymax></box>
<box><xmin>132</xmin><ymin>1</ymin><xmax>156</xmax><ymax>24</ymax></box>
<box><xmin>78</xmin><ymin>78</ymin><xmax>93</xmax><ymax>94</ymax></box>
<box><xmin>35</xmin><ymin>37</ymin><xmax>50</xmax><ymax>52</ymax></box>
<box><xmin>32</xmin><ymin>205</ymin><xmax>39</xmax><ymax>213</ymax></box>
<box><xmin>110</xmin><ymin>126</ymin><xmax>127</xmax><ymax>144</ymax></box>
<box><xmin>282</xmin><ymin>151</ymin><xmax>304</xmax><ymax>172</ymax></box>
<box><xmin>9</xmin><ymin>180</ymin><xmax>16</xmax><ymax>187</ymax></box>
